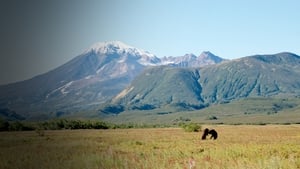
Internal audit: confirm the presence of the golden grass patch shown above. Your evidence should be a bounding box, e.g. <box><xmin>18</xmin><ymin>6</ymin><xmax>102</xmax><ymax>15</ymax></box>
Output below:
<box><xmin>0</xmin><ymin>125</ymin><xmax>300</xmax><ymax>169</ymax></box>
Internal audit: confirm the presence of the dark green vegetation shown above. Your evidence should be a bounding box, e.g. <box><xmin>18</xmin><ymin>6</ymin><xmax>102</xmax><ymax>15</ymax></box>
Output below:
<box><xmin>180</xmin><ymin>122</ymin><xmax>202</xmax><ymax>132</ymax></box>
<box><xmin>0</xmin><ymin>118</ymin><xmax>203</xmax><ymax>133</ymax></box>
<box><xmin>0</xmin><ymin>119</ymin><xmax>111</xmax><ymax>131</ymax></box>
<box><xmin>0</xmin><ymin>118</ymin><xmax>176</xmax><ymax>131</ymax></box>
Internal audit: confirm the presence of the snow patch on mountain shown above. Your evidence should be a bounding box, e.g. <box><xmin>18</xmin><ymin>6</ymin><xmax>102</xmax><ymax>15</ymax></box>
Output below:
<box><xmin>85</xmin><ymin>41</ymin><xmax>156</xmax><ymax>58</ymax></box>
<box><xmin>46</xmin><ymin>81</ymin><xmax>74</xmax><ymax>99</ymax></box>
<box><xmin>83</xmin><ymin>41</ymin><xmax>224</xmax><ymax>68</ymax></box>
<box><xmin>160</xmin><ymin>52</ymin><xmax>223</xmax><ymax>67</ymax></box>
<box><xmin>113</xmin><ymin>86</ymin><xmax>134</xmax><ymax>102</ymax></box>
<box><xmin>84</xmin><ymin>75</ymin><xmax>93</xmax><ymax>80</ymax></box>
<box><xmin>84</xmin><ymin>41</ymin><xmax>163</xmax><ymax>66</ymax></box>
<box><xmin>60</xmin><ymin>81</ymin><xmax>73</xmax><ymax>94</ymax></box>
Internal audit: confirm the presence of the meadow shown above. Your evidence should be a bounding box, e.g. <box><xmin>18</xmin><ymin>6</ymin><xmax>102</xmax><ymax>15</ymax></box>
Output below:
<box><xmin>0</xmin><ymin>125</ymin><xmax>300</xmax><ymax>169</ymax></box>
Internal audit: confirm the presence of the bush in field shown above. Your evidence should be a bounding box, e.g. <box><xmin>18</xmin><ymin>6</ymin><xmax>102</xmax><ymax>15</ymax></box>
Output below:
<box><xmin>93</xmin><ymin>121</ymin><xmax>109</xmax><ymax>129</ymax></box>
<box><xmin>0</xmin><ymin>118</ymin><xmax>9</xmax><ymax>131</ymax></box>
<box><xmin>181</xmin><ymin>123</ymin><xmax>201</xmax><ymax>132</ymax></box>
<box><xmin>207</xmin><ymin>115</ymin><xmax>218</xmax><ymax>120</ymax></box>
<box><xmin>8</xmin><ymin>121</ymin><xmax>35</xmax><ymax>131</ymax></box>
<box><xmin>1</xmin><ymin>119</ymin><xmax>174</xmax><ymax>131</ymax></box>
<box><xmin>38</xmin><ymin>119</ymin><xmax>111</xmax><ymax>130</ymax></box>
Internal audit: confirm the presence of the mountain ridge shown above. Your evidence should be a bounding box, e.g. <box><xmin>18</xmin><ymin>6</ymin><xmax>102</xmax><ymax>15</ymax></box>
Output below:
<box><xmin>1</xmin><ymin>41</ymin><xmax>299</xmax><ymax>121</ymax></box>
<box><xmin>0</xmin><ymin>41</ymin><xmax>225</xmax><ymax>120</ymax></box>
<box><xmin>100</xmin><ymin>52</ymin><xmax>300</xmax><ymax>115</ymax></box>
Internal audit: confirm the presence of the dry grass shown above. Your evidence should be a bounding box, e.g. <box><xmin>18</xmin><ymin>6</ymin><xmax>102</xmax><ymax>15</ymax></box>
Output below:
<box><xmin>0</xmin><ymin>125</ymin><xmax>300</xmax><ymax>169</ymax></box>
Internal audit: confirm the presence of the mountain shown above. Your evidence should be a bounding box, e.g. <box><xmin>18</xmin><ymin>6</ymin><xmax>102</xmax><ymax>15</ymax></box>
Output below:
<box><xmin>199</xmin><ymin>52</ymin><xmax>300</xmax><ymax>103</ymax></box>
<box><xmin>161</xmin><ymin>51</ymin><xmax>224</xmax><ymax>67</ymax></box>
<box><xmin>103</xmin><ymin>66</ymin><xmax>205</xmax><ymax>113</ymax></box>
<box><xmin>0</xmin><ymin>41</ymin><xmax>223</xmax><ymax>120</ymax></box>
<box><xmin>101</xmin><ymin>52</ymin><xmax>300</xmax><ymax>114</ymax></box>
<box><xmin>0</xmin><ymin>41</ymin><xmax>160</xmax><ymax>118</ymax></box>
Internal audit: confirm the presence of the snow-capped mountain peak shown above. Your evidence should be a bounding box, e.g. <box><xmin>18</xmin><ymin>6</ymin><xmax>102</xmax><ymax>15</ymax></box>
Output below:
<box><xmin>84</xmin><ymin>41</ymin><xmax>160</xmax><ymax>66</ymax></box>
<box><xmin>85</xmin><ymin>41</ymin><xmax>156</xmax><ymax>58</ymax></box>
<box><xmin>88</xmin><ymin>41</ymin><xmax>132</xmax><ymax>53</ymax></box>
<box><xmin>160</xmin><ymin>51</ymin><xmax>224</xmax><ymax>67</ymax></box>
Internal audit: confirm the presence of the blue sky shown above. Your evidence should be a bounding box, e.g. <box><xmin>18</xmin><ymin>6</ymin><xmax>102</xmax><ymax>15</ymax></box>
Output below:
<box><xmin>0</xmin><ymin>0</ymin><xmax>300</xmax><ymax>84</ymax></box>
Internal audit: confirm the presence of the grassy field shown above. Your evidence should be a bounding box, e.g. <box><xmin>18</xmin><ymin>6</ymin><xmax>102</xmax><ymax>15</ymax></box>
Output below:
<box><xmin>0</xmin><ymin>125</ymin><xmax>300</xmax><ymax>169</ymax></box>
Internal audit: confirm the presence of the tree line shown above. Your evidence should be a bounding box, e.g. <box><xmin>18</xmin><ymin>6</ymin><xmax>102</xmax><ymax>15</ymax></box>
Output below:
<box><xmin>0</xmin><ymin>118</ymin><xmax>173</xmax><ymax>131</ymax></box>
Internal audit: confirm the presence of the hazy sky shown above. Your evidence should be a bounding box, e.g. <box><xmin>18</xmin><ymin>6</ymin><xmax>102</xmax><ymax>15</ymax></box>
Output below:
<box><xmin>0</xmin><ymin>0</ymin><xmax>300</xmax><ymax>85</ymax></box>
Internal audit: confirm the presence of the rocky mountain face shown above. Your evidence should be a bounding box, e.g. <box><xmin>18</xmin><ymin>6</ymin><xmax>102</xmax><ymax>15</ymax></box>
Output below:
<box><xmin>0</xmin><ymin>41</ymin><xmax>224</xmax><ymax>119</ymax></box>
<box><xmin>161</xmin><ymin>51</ymin><xmax>224</xmax><ymax>67</ymax></box>
<box><xmin>101</xmin><ymin>52</ymin><xmax>300</xmax><ymax>114</ymax></box>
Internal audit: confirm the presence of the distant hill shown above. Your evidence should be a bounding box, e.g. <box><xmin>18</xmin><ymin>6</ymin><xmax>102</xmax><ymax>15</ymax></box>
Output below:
<box><xmin>199</xmin><ymin>52</ymin><xmax>300</xmax><ymax>103</ymax></box>
<box><xmin>0</xmin><ymin>41</ymin><xmax>224</xmax><ymax>120</ymax></box>
<box><xmin>100</xmin><ymin>52</ymin><xmax>300</xmax><ymax>115</ymax></box>
<box><xmin>161</xmin><ymin>51</ymin><xmax>224</xmax><ymax>67</ymax></box>
<box><xmin>103</xmin><ymin>66</ymin><xmax>205</xmax><ymax>113</ymax></box>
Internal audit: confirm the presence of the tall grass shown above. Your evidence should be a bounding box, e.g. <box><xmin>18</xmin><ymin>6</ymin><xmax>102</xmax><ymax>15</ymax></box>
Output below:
<box><xmin>0</xmin><ymin>125</ymin><xmax>300</xmax><ymax>169</ymax></box>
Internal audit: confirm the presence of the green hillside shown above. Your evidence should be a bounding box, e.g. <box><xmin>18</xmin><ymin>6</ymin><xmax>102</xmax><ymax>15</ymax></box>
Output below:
<box><xmin>100</xmin><ymin>52</ymin><xmax>300</xmax><ymax>114</ymax></box>
<box><xmin>101</xmin><ymin>97</ymin><xmax>300</xmax><ymax>124</ymax></box>
<box><xmin>111</xmin><ymin>66</ymin><xmax>206</xmax><ymax>110</ymax></box>
<box><xmin>199</xmin><ymin>52</ymin><xmax>300</xmax><ymax>103</ymax></box>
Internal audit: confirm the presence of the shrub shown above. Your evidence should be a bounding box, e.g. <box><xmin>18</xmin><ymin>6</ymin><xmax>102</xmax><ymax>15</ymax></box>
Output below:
<box><xmin>181</xmin><ymin>123</ymin><xmax>201</xmax><ymax>132</ymax></box>
<box><xmin>8</xmin><ymin>121</ymin><xmax>34</xmax><ymax>131</ymax></box>
<box><xmin>0</xmin><ymin>118</ymin><xmax>9</xmax><ymax>131</ymax></box>
<box><xmin>93</xmin><ymin>121</ymin><xmax>109</xmax><ymax>129</ymax></box>
<box><xmin>207</xmin><ymin>115</ymin><xmax>218</xmax><ymax>120</ymax></box>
